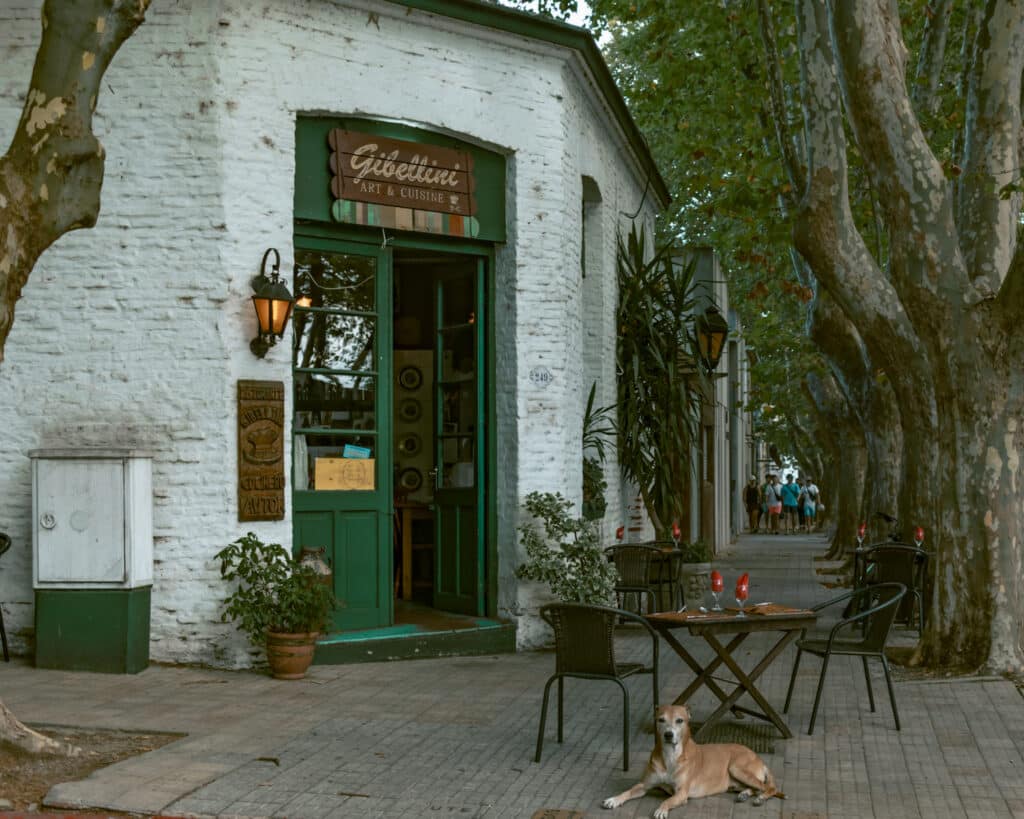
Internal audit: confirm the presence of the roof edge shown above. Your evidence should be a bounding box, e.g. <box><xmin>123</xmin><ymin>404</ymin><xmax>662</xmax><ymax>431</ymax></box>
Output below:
<box><xmin>383</xmin><ymin>0</ymin><xmax>671</xmax><ymax>209</ymax></box>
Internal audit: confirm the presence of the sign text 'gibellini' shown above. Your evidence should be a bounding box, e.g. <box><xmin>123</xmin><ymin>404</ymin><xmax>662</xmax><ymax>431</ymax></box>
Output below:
<box><xmin>329</xmin><ymin>129</ymin><xmax>476</xmax><ymax>217</ymax></box>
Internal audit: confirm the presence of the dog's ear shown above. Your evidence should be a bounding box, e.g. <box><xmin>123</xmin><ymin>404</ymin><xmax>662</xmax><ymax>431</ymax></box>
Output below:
<box><xmin>682</xmin><ymin>705</ymin><xmax>691</xmax><ymax>721</ymax></box>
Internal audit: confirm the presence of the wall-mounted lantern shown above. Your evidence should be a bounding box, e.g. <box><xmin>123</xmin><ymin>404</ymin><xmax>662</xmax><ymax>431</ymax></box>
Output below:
<box><xmin>250</xmin><ymin>248</ymin><xmax>295</xmax><ymax>359</ymax></box>
<box><xmin>696</xmin><ymin>304</ymin><xmax>730</xmax><ymax>374</ymax></box>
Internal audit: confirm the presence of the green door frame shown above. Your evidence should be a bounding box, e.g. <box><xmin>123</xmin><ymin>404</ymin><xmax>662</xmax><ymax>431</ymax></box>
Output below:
<box><xmin>292</xmin><ymin>221</ymin><xmax>498</xmax><ymax>623</ymax></box>
<box><xmin>292</xmin><ymin>233</ymin><xmax>393</xmax><ymax>631</ymax></box>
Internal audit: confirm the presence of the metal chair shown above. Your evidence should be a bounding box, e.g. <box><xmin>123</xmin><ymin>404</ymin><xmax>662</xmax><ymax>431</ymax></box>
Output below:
<box><xmin>534</xmin><ymin>602</ymin><xmax>659</xmax><ymax>771</ymax></box>
<box><xmin>861</xmin><ymin>544</ymin><xmax>928</xmax><ymax>634</ymax></box>
<box><xmin>605</xmin><ymin>543</ymin><xmax>662</xmax><ymax>614</ymax></box>
<box><xmin>0</xmin><ymin>533</ymin><xmax>10</xmax><ymax>661</ymax></box>
<box><xmin>783</xmin><ymin>582</ymin><xmax>906</xmax><ymax>735</ymax></box>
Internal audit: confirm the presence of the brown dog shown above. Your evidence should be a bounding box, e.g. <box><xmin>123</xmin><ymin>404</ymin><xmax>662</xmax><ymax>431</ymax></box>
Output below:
<box><xmin>602</xmin><ymin>705</ymin><xmax>784</xmax><ymax>817</ymax></box>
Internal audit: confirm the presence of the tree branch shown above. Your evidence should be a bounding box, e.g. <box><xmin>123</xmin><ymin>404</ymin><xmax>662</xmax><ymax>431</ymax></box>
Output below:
<box><xmin>827</xmin><ymin>0</ymin><xmax>971</xmax><ymax>308</ymax></box>
<box><xmin>758</xmin><ymin>0</ymin><xmax>802</xmax><ymax>201</ymax></box>
<box><xmin>0</xmin><ymin>0</ymin><xmax>150</xmax><ymax>361</ymax></box>
<box><xmin>912</xmin><ymin>0</ymin><xmax>955</xmax><ymax>116</ymax></box>
<box><xmin>955</xmin><ymin>0</ymin><xmax>1024</xmax><ymax>294</ymax></box>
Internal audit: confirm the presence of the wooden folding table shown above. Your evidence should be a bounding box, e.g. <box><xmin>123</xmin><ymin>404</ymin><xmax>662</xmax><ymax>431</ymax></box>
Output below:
<box><xmin>646</xmin><ymin>606</ymin><xmax>817</xmax><ymax>741</ymax></box>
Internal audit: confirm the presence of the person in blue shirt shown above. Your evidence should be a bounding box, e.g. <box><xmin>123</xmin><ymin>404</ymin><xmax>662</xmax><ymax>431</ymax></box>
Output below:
<box><xmin>780</xmin><ymin>474</ymin><xmax>801</xmax><ymax>534</ymax></box>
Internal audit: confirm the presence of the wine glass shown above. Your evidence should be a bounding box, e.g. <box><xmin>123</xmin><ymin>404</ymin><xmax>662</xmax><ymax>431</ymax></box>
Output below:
<box><xmin>735</xmin><ymin>582</ymin><xmax>749</xmax><ymax>617</ymax></box>
<box><xmin>913</xmin><ymin>526</ymin><xmax>925</xmax><ymax>549</ymax></box>
<box><xmin>856</xmin><ymin>522</ymin><xmax>866</xmax><ymax>549</ymax></box>
<box><xmin>671</xmin><ymin>519</ymin><xmax>682</xmax><ymax>550</ymax></box>
<box><xmin>710</xmin><ymin>570</ymin><xmax>724</xmax><ymax>611</ymax></box>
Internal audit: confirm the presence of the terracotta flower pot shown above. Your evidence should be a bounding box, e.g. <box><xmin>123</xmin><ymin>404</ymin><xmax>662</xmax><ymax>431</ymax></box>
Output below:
<box><xmin>265</xmin><ymin>631</ymin><xmax>319</xmax><ymax>679</ymax></box>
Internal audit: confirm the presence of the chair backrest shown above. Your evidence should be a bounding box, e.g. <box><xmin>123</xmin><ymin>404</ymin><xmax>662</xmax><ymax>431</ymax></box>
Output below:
<box><xmin>540</xmin><ymin>603</ymin><xmax>623</xmax><ymax>676</ymax></box>
<box><xmin>605</xmin><ymin>544</ymin><xmax>661</xmax><ymax>587</ymax></box>
<box><xmin>0</xmin><ymin>532</ymin><xmax>9</xmax><ymax>559</ymax></box>
<box><xmin>851</xmin><ymin>582</ymin><xmax>906</xmax><ymax>649</ymax></box>
<box><xmin>863</xmin><ymin>545</ymin><xmax>928</xmax><ymax>590</ymax></box>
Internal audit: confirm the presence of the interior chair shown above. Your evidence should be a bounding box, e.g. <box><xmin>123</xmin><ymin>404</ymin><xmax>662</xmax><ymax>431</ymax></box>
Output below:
<box><xmin>605</xmin><ymin>543</ymin><xmax>662</xmax><ymax>615</ymax></box>
<box><xmin>861</xmin><ymin>544</ymin><xmax>928</xmax><ymax>634</ymax></box>
<box><xmin>0</xmin><ymin>532</ymin><xmax>10</xmax><ymax>662</ymax></box>
<box><xmin>783</xmin><ymin>582</ymin><xmax>906</xmax><ymax>735</ymax></box>
<box><xmin>534</xmin><ymin>602</ymin><xmax>659</xmax><ymax>771</ymax></box>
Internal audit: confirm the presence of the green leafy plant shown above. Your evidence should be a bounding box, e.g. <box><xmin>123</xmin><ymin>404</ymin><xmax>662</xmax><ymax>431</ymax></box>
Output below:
<box><xmin>216</xmin><ymin>532</ymin><xmax>336</xmax><ymax>645</ymax></box>
<box><xmin>678</xmin><ymin>539</ymin><xmax>711</xmax><ymax>564</ymax></box>
<box><xmin>516</xmin><ymin>492</ymin><xmax>617</xmax><ymax>604</ymax></box>
<box><xmin>582</xmin><ymin>382</ymin><xmax>615</xmax><ymax>521</ymax></box>
<box><xmin>616</xmin><ymin>225</ymin><xmax>708</xmax><ymax>538</ymax></box>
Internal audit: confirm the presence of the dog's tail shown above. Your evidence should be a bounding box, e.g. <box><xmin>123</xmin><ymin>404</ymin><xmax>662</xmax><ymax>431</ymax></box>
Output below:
<box><xmin>762</xmin><ymin>767</ymin><xmax>786</xmax><ymax>800</ymax></box>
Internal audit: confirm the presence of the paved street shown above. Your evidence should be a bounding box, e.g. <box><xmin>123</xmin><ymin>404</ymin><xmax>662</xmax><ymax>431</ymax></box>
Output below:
<box><xmin>2</xmin><ymin>532</ymin><xmax>1022</xmax><ymax>818</ymax></box>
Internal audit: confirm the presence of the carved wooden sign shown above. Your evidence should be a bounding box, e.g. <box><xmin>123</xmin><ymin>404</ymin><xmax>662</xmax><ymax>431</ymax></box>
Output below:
<box><xmin>238</xmin><ymin>380</ymin><xmax>285</xmax><ymax>521</ymax></box>
<box><xmin>328</xmin><ymin>129</ymin><xmax>477</xmax><ymax>217</ymax></box>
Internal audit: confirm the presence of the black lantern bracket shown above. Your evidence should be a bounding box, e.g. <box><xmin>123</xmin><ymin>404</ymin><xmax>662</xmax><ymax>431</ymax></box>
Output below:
<box><xmin>249</xmin><ymin>247</ymin><xmax>295</xmax><ymax>359</ymax></box>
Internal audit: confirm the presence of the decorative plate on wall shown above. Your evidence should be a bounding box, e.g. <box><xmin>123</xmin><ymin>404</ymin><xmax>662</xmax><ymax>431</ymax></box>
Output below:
<box><xmin>399</xmin><ymin>397</ymin><xmax>422</xmax><ymax>423</ymax></box>
<box><xmin>399</xmin><ymin>365</ymin><xmax>424</xmax><ymax>391</ymax></box>
<box><xmin>399</xmin><ymin>433</ymin><xmax>422</xmax><ymax>457</ymax></box>
<box><xmin>399</xmin><ymin>467</ymin><xmax>423</xmax><ymax>492</ymax></box>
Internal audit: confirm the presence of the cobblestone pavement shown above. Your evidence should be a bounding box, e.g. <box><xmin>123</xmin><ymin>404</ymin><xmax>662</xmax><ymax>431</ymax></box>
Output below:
<box><xmin>2</xmin><ymin>533</ymin><xmax>1022</xmax><ymax>818</ymax></box>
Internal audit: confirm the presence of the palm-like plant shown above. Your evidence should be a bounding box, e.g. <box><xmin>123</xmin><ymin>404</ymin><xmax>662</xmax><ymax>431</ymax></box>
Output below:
<box><xmin>616</xmin><ymin>226</ymin><xmax>708</xmax><ymax>538</ymax></box>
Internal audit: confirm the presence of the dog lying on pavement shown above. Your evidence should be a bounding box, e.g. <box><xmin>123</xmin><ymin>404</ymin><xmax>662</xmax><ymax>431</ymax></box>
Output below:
<box><xmin>602</xmin><ymin>704</ymin><xmax>784</xmax><ymax>818</ymax></box>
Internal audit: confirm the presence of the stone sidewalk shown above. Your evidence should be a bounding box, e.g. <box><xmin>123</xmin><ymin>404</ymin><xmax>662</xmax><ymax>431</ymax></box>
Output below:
<box><xmin>2</xmin><ymin>533</ymin><xmax>1023</xmax><ymax>818</ymax></box>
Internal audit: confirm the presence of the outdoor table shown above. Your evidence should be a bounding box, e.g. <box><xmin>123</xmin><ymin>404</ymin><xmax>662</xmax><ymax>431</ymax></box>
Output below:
<box><xmin>645</xmin><ymin>605</ymin><xmax>817</xmax><ymax>741</ymax></box>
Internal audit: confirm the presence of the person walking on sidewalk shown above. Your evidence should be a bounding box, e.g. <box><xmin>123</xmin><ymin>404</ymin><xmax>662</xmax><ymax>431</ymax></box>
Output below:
<box><xmin>804</xmin><ymin>478</ymin><xmax>820</xmax><ymax>532</ymax></box>
<box><xmin>744</xmin><ymin>475</ymin><xmax>761</xmax><ymax>533</ymax></box>
<box><xmin>764</xmin><ymin>474</ymin><xmax>783</xmax><ymax>534</ymax></box>
<box><xmin>780</xmin><ymin>474</ymin><xmax>801</xmax><ymax>534</ymax></box>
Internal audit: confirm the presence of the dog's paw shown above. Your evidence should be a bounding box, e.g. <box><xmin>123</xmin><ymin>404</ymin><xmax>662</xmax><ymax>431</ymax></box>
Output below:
<box><xmin>752</xmin><ymin>795</ymin><xmax>766</xmax><ymax>807</ymax></box>
<box><xmin>735</xmin><ymin>791</ymin><xmax>750</xmax><ymax>803</ymax></box>
<box><xmin>602</xmin><ymin>797</ymin><xmax>621</xmax><ymax>809</ymax></box>
<box><xmin>653</xmin><ymin>809</ymin><xmax>670</xmax><ymax>819</ymax></box>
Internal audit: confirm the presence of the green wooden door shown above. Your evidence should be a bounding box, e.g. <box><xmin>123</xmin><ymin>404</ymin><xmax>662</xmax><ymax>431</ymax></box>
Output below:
<box><xmin>432</xmin><ymin>259</ymin><xmax>486</xmax><ymax>616</ymax></box>
<box><xmin>292</xmin><ymin>238</ymin><xmax>392</xmax><ymax>631</ymax></box>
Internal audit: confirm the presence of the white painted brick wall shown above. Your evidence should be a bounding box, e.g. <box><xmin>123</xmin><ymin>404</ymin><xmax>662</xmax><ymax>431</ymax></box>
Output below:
<box><xmin>0</xmin><ymin>0</ymin><xmax>659</xmax><ymax>663</ymax></box>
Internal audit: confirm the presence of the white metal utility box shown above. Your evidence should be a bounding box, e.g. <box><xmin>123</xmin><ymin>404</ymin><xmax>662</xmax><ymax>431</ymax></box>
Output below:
<box><xmin>30</xmin><ymin>449</ymin><xmax>153</xmax><ymax>673</ymax></box>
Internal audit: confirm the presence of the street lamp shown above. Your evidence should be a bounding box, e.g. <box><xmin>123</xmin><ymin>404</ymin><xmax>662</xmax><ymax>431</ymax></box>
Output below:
<box><xmin>250</xmin><ymin>248</ymin><xmax>295</xmax><ymax>358</ymax></box>
<box><xmin>696</xmin><ymin>304</ymin><xmax>729</xmax><ymax>374</ymax></box>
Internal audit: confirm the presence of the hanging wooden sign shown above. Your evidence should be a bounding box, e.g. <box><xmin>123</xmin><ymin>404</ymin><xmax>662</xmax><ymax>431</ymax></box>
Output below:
<box><xmin>328</xmin><ymin>129</ymin><xmax>478</xmax><ymax>235</ymax></box>
<box><xmin>237</xmin><ymin>380</ymin><xmax>285</xmax><ymax>521</ymax></box>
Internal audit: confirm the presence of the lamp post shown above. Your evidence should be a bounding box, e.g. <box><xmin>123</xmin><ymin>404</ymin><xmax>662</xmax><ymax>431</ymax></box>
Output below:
<box><xmin>250</xmin><ymin>248</ymin><xmax>295</xmax><ymax>358</ymax></box>
<box><xmin>696</xmin><ymin>304</ymin><xmax>729</xmax><ymax>374</ymax></box>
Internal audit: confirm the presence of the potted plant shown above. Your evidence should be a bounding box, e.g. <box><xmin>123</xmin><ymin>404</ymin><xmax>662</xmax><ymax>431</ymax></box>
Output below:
<box><xmin>515</xmin><ymin>492</ymin><xmax>618</xmax><ymax>604</ymax></box>
<box><xmin>216</xmin><ymin>532</ymin><xmax>336</xmax><ymax>679</ymax></box>
<box><xmin>678</xmin><ymin>539</ymin><xmax>713</xmax><ymax>604</ymax></box>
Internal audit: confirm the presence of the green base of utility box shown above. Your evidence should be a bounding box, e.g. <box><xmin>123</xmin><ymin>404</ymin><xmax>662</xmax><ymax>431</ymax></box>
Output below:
<box><xmin>35</xmin><ymin>586</ymin><xmax>151</xmax><ymax>673</ymax></box>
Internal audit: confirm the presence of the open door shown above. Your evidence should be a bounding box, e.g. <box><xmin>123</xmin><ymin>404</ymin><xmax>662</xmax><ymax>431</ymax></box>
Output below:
<box><xmin>292</xmin><ymin>238</ymin><xmax>392</xmax><ymax>631</ymax></box>
<box><xmin>432</xmin><ymin>259</ymin><xmax>485</xmax><ymax>616</ymax></box>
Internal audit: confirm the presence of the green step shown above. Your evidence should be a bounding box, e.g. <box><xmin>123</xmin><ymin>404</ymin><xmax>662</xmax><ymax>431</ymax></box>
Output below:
<box><xmin>313</xmin><ymin>619</ymin><xmax>515</xmax><ymax>664</ymax></box>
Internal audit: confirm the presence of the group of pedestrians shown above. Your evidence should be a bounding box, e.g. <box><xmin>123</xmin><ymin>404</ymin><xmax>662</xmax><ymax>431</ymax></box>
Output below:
<box><xmin>743</xmin><ymin>473</ymin><xmax>822</xmax><ymax>535</ymax></box>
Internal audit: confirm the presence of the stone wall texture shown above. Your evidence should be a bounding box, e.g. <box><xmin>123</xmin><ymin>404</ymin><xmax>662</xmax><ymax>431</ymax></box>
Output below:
<box><xmin>0</xmin><ymin>0</ymin><xmax>659</xmax><ymax>664</ymax></box>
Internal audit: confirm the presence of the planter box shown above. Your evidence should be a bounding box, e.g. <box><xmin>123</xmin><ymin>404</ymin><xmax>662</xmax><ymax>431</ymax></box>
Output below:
<box><xmin>679</xmin><ymin>561</ymin><xmax>711</xmax><ymax>605</ymax></box>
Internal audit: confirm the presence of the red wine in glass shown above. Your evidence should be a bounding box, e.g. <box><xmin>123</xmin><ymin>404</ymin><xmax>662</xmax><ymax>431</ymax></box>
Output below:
<box><xmin>710</xmin><ymin>570</ymin><xmax>724</xmax><ymax>611</ymax></box>
<box><xmin>735</xmin><ymin>582</ymin><xmax>749</xmax><ymax>617</ymax></box>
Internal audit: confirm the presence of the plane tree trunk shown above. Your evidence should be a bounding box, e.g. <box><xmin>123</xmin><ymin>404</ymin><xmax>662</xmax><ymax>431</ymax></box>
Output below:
<box><xmin>792</xmin><ymin>0</ymin><xmax>1024</xmax><ymax>670</ymax></box>
<box><xmin>0</xmin><ymin>699</ymin><xmax>80</xmax><ymax>756</ymax></box>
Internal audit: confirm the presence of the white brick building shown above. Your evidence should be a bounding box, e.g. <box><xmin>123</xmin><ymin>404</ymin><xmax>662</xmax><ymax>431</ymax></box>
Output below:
<box><xmin>0</xmin><ymin>0</ymin><xmax>666</xmax><ymax>667</ymax></box>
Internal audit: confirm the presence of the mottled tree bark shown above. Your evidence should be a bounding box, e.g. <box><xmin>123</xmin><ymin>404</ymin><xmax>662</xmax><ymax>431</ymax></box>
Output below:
<box><xmin>0</xmin><ymin>699</ymin><xmax>80</xmax><ymax>756</ymax></box>
<box><xmin>793</xmin><ymin>0</ymin><xmax>1024</xmax><ymax>671</ymax></box>
<box><xmin>806</xmin><ymin>371</ymin><xmax>865</xmax><ymax>560</ymax></box>
<box><xmin>0</xmin><ymin>0</ymin><xmax>150</xmax><ymax>362</ymax></box>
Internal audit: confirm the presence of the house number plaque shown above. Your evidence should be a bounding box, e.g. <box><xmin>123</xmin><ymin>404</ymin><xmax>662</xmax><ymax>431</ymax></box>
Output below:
<box><xmin>237</xmin><ymin>379</ymin><xmax>285</xmax><ymax>521</ymax></box>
